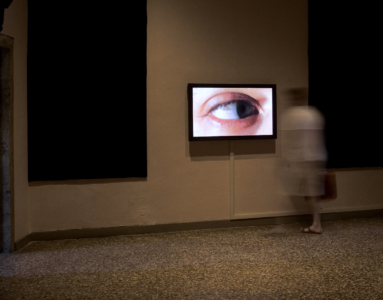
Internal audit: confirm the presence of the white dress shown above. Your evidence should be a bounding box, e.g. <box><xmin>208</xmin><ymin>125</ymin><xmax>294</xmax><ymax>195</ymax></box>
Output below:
<box><xmin>280</xmin><ymin>106</ymin><xmax>327</xmax><ymax>196</ymax></box>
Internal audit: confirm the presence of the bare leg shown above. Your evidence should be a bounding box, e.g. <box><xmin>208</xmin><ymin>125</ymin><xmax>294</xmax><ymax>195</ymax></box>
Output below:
<box><xmin>305</xmin><ymin>196</ymin><xmax>322</xmax><ymax>233</ymax></box>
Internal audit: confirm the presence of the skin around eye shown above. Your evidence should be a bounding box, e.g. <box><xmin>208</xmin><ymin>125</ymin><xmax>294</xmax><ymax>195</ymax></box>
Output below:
<box><xmin>193</xmin><ymin>88</ymin><xmax>273</xmax><ymax>137</ymax></box>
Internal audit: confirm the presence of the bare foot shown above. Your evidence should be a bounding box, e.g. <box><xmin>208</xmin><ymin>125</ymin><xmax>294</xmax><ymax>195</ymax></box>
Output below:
<box><xmin>301</xmin><ymin>226</ymin><xmax>322</xmax><ymax>234</ymax></box>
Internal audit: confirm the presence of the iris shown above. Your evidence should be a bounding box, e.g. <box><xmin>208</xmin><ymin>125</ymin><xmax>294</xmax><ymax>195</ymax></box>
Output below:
<box><xmin>236</xmin><ymin>100</ymin><xmax>258</xmax><ymax>119</ymax></box>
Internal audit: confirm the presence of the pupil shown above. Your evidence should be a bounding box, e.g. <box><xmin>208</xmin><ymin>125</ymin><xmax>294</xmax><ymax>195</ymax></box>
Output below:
<box><xmin>236</xmin><ymin>100</ymin><xmax>258</xmax><ymax>118</ymax></box>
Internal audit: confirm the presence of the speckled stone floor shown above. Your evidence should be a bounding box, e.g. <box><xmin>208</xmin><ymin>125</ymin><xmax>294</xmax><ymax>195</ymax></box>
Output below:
<box><xmin>1</xmin><ymin>217</ymin><xmax>383</xmax><ymax>300</ymax></box>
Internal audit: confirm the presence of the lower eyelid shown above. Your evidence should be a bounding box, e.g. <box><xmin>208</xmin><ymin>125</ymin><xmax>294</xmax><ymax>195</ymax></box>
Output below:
<box><xmin>208</xmin><ymin>113</ymin><xmax>260</xmax><ymax>133</ymax></box>
<box><xmin>208</xmin><ymin>101</ymin><xmax>264</xmax><ymax>133</ymax></box>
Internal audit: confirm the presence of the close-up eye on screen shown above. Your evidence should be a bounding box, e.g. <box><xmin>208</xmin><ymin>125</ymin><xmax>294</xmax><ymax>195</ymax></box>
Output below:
<box><xmin>188</xmin><ymin>84</ymin><xmax>276</xmax><ymax>141</ymax></box>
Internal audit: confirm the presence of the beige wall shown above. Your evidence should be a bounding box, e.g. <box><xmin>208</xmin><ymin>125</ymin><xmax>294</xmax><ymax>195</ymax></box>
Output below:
<box><xmin>2</xmin><ymin>0</ymin><xmax>29</xmax><ymax>242</ymax></box>
<box><xmin>5</xmin><ymin>0</ymin><xmax>383</xmax><ymax>240</ymax></box>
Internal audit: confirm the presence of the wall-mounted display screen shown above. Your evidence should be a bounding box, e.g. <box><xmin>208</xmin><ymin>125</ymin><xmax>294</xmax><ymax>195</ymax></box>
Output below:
<box><xmin>188</xmin><ymin>84</ymin><xmax>276</xmax><ymax>141</ymax></box>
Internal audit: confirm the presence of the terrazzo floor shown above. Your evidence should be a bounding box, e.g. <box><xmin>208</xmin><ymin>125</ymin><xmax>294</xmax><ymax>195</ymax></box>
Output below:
<box><xmin>1</xmin><ymin>217</ymin><xmax>383</xmax><ymax>300</ymax></box>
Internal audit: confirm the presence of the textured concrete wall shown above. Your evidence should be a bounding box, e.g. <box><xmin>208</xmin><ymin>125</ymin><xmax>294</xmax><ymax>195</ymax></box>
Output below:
<box><xmin>4</xmin><ymin>0</ymin><xmax>383</xmax><ymax>239</ymax></box>
<box><xmin>29</xmin><ymin>0</ymin><xmax>311</xmax><ymax>232</ymax></box>
<box><xmin>0</xmin><ymin>35</ymin><xmax>13</xmax><ymax>252</ymax></box>
<box><xmin>2</xmin><ymin>0</ymin><xmax>29</xmax><ymax>242</ymax></box>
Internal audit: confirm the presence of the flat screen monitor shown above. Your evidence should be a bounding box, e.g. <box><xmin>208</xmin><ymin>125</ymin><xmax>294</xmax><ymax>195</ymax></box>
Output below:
<box><xmin>188</xmin><ymin>84</ymin><xmax>276</xmax><ymax>141</ymax></box>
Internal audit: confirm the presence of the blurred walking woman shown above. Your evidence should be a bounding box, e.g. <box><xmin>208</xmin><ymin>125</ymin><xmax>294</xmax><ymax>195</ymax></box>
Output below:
<box><xmin>281</xmin><ymin>88</ymin><xmax>327</xmax><ymax>234</ymax></box>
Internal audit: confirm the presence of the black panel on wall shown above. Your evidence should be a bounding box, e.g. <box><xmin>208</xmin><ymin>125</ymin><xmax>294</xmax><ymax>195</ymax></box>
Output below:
<box><xmin>308</xmin><ymin>2</ymin><xmax>381</xmax><ymax>168</ymax></box>
<box><xmin>28</xmin><ymin>2</ymin><xmax>147</xmax><ymax>181</ymax></box>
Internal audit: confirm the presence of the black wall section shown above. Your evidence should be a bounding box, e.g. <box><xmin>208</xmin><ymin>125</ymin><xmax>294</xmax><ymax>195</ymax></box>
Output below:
<box><xmin>28</xmin><ymin>2</ymin><xmax>147</xmax><ymax>181</ymax></box>
<box><xmin>308</xmin><ymin>2</ymin><xmax>381</xmax><ymax>168</ymax></box>
<box><xmin>0</xmin><ymin>0</ymin><xmax>13</xmax><ymax>32</ymax></box>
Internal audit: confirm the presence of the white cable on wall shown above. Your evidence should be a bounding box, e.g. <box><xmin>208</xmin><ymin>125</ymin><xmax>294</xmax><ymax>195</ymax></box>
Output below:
<box><xmin>230</xmin><ymin>141</ymin><xmax>235</xmax><ymax>219</ymax></box>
